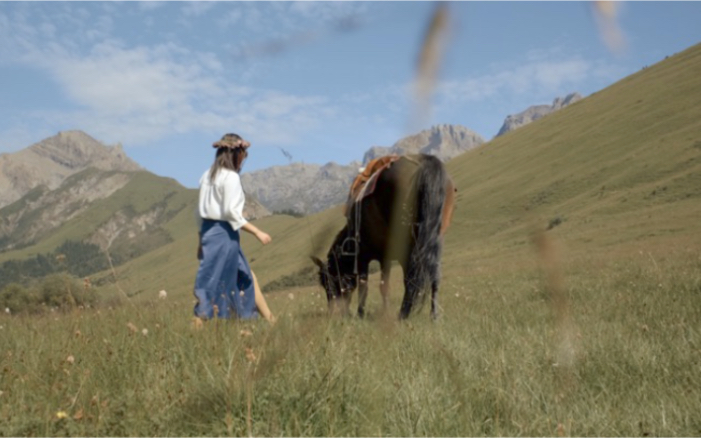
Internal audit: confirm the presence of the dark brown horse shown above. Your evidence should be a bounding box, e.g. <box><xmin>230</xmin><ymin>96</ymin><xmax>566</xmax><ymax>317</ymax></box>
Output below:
<box><xmin>312</xmin><ymin>154</ymin><xmax>456</xmax><ymax>319</ymax></box>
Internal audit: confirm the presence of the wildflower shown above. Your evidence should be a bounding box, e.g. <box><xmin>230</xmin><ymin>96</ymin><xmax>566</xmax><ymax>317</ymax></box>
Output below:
<box><xmin>158</xmin><ymin>290</ymin><xmax>167</xmax><ymax>299</ymax></box>
<box><xmin>56</xmin><ymin>411</ymin><xmax>68</xmax><ymax>420</ymax></box>
<box><xmin>126</xmin><ymin>322</ymin><xmax>138</xmax><ymax>333</ymax></box>
<box><xmin>4</xmin><ymin>308</ymin><xmax>9</xmax><ymax>314</ymax></box>
<box><xmin>245</xmin><ymin>347</ymin><xmax>257</xmax><ymax>363</ymax></box>
<box><xmin>66</xmin><ymin>355</ymin><xmax>75</xmax><ymax>365</ymax></box>
<box><xmin>556</xmin><ymin>423</ymin><xmax>566</xmax><ymax>437</ymax></box>
<box><xmin>142</xmin><ymin>328</ymin><xmax>148</xmax><ymax>336</ymax></box>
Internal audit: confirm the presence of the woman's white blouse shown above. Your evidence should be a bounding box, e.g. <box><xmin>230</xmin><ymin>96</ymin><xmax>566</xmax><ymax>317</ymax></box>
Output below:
<box><xmin>196</xmin><ymin>168</ymin><xmax>248</xmax><ymax>231</ymax></box>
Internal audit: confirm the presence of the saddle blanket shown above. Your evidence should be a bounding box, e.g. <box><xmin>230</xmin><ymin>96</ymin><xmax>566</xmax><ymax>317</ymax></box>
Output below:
<box><xmin>344</xmin><ymin>155</ymin><xmax>400</xmax><ymax>216</ymax></box>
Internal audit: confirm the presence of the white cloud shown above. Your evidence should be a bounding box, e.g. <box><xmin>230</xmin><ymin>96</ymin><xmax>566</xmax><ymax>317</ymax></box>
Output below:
<box><xmin>0</xmin><ymin>2</ymin><xmax>345</xmax><ymax>151</ymax></box>
<box><xmin>437</xmin><ymin>57</ymin><xmax>592</xmax><ymax>105</ymax></box>
<box><xmin>0</xmin><ymin>2</ymin><xmax>633</xmax><ymax>158</ymax></box>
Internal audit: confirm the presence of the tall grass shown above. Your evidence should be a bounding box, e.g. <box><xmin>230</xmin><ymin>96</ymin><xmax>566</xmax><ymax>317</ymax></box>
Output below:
<box><xmin>1</xmin><ymin>249</ymin><xmax>699</xmax><ymax>436</ymax></box>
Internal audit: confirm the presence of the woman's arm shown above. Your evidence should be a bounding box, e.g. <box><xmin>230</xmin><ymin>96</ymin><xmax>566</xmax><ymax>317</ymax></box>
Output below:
<box><xmin>241</xmin><ymin>222</ymin><xmax>272</xmax><ymax>245</ymax></box>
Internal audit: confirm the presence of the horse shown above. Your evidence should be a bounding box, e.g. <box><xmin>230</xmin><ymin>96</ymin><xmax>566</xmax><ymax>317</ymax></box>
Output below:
<box><xmin>311</xmin><ymin>154</ymin><xmax>456</xmax><ymax>319</ymax></box>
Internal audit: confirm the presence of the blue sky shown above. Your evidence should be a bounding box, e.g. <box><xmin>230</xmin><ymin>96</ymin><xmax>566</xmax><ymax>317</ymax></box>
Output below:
<box><xmin>1</xmin><ymin>1</ymin><xmax>700</xmax><ymax>188</ymax></box>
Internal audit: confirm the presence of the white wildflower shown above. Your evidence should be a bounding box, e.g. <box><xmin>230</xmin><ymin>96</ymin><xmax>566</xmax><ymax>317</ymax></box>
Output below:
<box><xmin>158</xmin><ymin>290</ymin><xmax>167</xmax><ymax>299</ymax></box>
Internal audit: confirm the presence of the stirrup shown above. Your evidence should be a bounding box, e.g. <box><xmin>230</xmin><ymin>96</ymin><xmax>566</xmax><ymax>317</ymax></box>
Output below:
<box><xmin>341</xmin><ymin>237</ymin><xmax>359</xmax><ymax>256</ymax></box>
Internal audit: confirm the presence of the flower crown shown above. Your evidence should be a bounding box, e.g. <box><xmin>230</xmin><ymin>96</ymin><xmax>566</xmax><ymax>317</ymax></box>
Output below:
<box><xmin>212</xmin><ymin>134</ymin><xmax>250</xmax><ymax>149</ymax></box>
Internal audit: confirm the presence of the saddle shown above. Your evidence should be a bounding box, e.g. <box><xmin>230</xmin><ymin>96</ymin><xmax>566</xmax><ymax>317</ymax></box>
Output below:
<box><xmin>343</xmin><ymin>155</ymin><xmax>400</xmax><ymax>216</ymax></box>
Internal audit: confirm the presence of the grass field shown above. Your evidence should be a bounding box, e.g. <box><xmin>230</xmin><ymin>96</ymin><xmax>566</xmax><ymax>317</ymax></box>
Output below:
<box><xmin>1</xmin><ymin>43</ymin><xmax>701</xmax><ymax>437</ymax></box>
<box><xmin>1</xmin><ymin>249</ymin><xmax>700</xmax><ymax>436</ymax></box>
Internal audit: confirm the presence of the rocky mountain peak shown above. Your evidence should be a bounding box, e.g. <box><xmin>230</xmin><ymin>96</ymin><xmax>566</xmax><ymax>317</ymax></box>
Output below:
<box><xmin>362</xmin><ymin>124</ymin><xmax>485</xmax><ymax>164</ymax></box>
<box><xmin>29</xmin><ymin>130</ymin><xmax>141</xmax><ymax>172</ymax></box>
<box><xmin>0</xmin><ymin>130</ymin><xmax>142</xmax><ymax>208</ymax></box>
<box><xmin>496</xmin><ymin>92</ymin><xmax>583</xmax><ymax>137</ymax></box>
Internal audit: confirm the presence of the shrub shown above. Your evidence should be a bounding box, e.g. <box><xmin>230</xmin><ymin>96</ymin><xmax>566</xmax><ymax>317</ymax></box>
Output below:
<box><xmin>272</xmin><ymin>209</ymin><xmax>305</xmax><ymax>218</ymax></box>
<box><xmin>0</xmin><ymin>283</ymin><xmax>41</xmax><ymax>314</ymax></box>
<box><xmin>547</xmin><ymin>215</ymin><xmax>564</xmax><ymax>230</ymax></box>
<box><xmin>39</xmin><ymin>274</ymin><xmax>97</xmax><ymax>309</ymax></box>
<box><xmin>262</xmin><ymin>266</ymin><xmax>319</xmax><ymax>292</ymax></box>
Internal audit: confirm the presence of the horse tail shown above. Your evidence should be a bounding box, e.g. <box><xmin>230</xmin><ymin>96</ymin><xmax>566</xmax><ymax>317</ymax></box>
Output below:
<box><xmin>403</xmin><ymin>154</ymin><xmax>447</xmax><ymax>315</ymax></box>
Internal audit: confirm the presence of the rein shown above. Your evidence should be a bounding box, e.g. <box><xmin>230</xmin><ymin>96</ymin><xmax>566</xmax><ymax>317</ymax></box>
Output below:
<box><xmin>342</xmin><ymin>170</ymin><xmax>373</xmax><ymax>276</ymax></box>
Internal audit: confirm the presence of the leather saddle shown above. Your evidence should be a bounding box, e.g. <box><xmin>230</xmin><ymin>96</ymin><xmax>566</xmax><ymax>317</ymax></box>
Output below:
<box><xmin>343</xmin><ymin>155</ymin><xmax>400</xmax><ymax>216</ymax></box>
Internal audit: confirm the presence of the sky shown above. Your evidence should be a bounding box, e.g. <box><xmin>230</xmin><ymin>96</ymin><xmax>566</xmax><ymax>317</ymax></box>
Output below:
<box><xmin>1</xmin><ymin>1</ymin><xmax>700</xmax><ymax>189</ymax></box>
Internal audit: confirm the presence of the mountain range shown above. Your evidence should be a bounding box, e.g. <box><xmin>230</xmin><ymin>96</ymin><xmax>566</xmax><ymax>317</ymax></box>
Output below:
<box><xmin>242</xmin><ymin>124</ymin><xmax>486</xmax><ymax>214</ymax></box>
<box><xmin>0</xmin><ymin>91</ymin><xmax>581</xmax><ymax>287</ymax></box>
<box><xmin>242</xmin><ymin>97</ymin><xmax>581</xmax><ymax>214</ymax></box>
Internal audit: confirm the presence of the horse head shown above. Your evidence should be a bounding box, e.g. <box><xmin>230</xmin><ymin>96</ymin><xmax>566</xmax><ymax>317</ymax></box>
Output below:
<box><xmin>310</xmin><ymin>252</ymin><xmax>357</xmax><ymax>309</ymax></box>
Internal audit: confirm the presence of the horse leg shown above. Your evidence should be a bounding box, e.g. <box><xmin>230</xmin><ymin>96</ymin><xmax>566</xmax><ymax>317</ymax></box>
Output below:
<box><xmin>399</xmin><ymin>270</ymin><xmax>415</xmax><ymax>319</ymax></box>
<box><xmin>357</xmin><ymin>273</ymin><xmax>369</xmax><ymax>318</ymax></box>
<box><xmin>357</xmin><ymin>259</ymin><xmax>372</xmax><ymax>318</ymax></box>
<box><xmin>380</xmin><ymin>263</ymin><xmax>391</xmax><ymax>314</ymax></box>
<box><xmin>430</xmin><ymin>256</ymin><xmax>442</xmax><ymax>320</ymax></box>
<box><xmin>341</xmin><ymin>292</ymin><xmax>352</xmax><ymax>316</ymax></box>
<box><xmin>430</xmin><ymin>278</ymin><xmax>440</xmax><ymax>321</ymax></box>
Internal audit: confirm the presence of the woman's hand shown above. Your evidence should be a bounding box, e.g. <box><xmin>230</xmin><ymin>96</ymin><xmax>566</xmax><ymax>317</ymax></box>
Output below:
<box><xmin>242</xmin><ymin>222</ymin><xmax>271</xmax><ymax>245</ymax></box>
<box><xmin>256</xmin><ymin>230</ymin><xmax>272</xmax><ymax>245</ymax></box>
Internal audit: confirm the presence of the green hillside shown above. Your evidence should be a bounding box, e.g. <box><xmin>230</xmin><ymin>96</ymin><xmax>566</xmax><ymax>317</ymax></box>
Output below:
<box><xmin>0</xmin><ymin>170</ymin><xmax>196</xmax><ymax>289</ymax></box>
<box><xmin>442</xmin><ymin>42</ymin><xmax>701</xmax><ymax>269</ymax></box>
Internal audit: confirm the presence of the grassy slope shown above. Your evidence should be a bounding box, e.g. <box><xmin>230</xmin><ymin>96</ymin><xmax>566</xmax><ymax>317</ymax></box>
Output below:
<box><xmin>442</xmin><ymin>42</ymin><xmax>701</xmax><ymax>270</ymax></box>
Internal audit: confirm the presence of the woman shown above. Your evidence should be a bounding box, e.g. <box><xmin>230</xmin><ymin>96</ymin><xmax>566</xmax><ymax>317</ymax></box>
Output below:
<box><xmin>193</xmin><ymin>133</ymin><xmax>273</xmax><ymax>321</ymax></box>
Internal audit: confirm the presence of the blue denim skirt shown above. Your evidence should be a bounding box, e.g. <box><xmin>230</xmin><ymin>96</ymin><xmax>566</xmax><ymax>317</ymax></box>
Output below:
<box><xmin>193</xmin><ymin>219</ymin><xmax>257</xmax><ymax>319</ymax></box>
